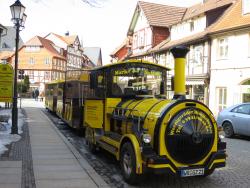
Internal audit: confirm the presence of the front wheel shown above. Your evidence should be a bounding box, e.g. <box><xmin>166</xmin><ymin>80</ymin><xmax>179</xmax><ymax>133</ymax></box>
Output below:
<box><xmin>120</xmin><ymin>142</ymin><xmax>140</xmax><ymax>185</ymax></box>
<box><xmin>223</xmin><ymin>122</ymin><xmax>234</xmax><ymax>138</ymax></box>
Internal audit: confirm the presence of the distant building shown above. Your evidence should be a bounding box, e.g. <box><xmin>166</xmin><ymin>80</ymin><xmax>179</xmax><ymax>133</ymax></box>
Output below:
<box><xmin>0</xmin><ymin>26</ymin><xmax>24</xmax><ymax>61</ymax></box>
<box><xmin>7</xmin><ymin>36</ymin><xmax>66</xmax><ymax>94</ymax></box>
<box><xmin>110</xmin><ymin>37</ymin><xmax>132</xmax><ymax>62</ymax></box>
<box><xmin>83</xmin><ymin>47</ymin><xmax>102</xmax><ymax>66</ymax></box>
<box><xmin>45</xmin><ymin>32</ymin><xmax>89</xmax><ymax>71</ymax></box>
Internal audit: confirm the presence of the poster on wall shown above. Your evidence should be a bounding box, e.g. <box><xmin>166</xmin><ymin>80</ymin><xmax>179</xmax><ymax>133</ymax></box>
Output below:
<box><xmin>0</xmin><ymin>63</ymin><xmax>13</xmax><ymax>102</ymax></box>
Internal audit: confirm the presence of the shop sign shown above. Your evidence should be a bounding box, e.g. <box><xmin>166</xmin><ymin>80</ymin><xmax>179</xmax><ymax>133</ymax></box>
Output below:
<box><xmin>0</xmin><ymin>63</ymin><xmax>13</xmax><ymax>102</ymax></box>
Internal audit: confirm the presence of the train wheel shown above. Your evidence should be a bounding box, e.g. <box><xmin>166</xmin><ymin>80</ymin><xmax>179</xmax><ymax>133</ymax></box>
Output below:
<box><xmin>85</xmin><ymin>127</ymin><xmax>96</xmax><ymax>153</ymax></box>
<box><xmin>120</xmin><ymin>142</ymin><xmax>139</xmax><ymax>185</ymax></box>
<box><xmin>223</xmin><ymin>122</ymin><xmax>234</xmax><ymax>138</ymax></box>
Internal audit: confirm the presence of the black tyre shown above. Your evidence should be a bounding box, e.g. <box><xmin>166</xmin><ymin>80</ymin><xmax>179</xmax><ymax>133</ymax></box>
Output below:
<box><xmin>223</xmin><ymin>122</ymin><xmax>234</xmax><ymax>138</ymax></box>
<box><xmin>120</xmin><ymin>142</ymin><xmax>140</xmax><ymax>185</ymax></box>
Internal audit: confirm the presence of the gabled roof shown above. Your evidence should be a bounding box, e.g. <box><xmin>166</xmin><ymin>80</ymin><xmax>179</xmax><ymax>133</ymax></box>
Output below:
<box><xmin>139</xmin><ymin>1</ymin><xmax>186</xmax><ymax>27</ymax></box>
<box><xmin>210</xmin><ymin>0</ymin><xmax>250</xmax><ymax>34</ymax></box>
<box><xmin>24</xmin><ymin>36</ymin><xmax>66</xmax><ymax>59</ymax></box>
<box><xmin>183</xmin><ymin>0</ymin><xmax>234</xmax><ymax>21</ymax></box>
<box><xmin>63</xmin><ymin>35</ymin><xmax>78</xmax><ymax>45</ymax></box>
<box><xmin>45</xmin><ymin>32</ymin><xmax>78</xmax><ymax>45</ymax></box>
<box><xmin>127</xmin><ymin>1</ymin><xmax>186</xmax><ymax>35</ymax></box>
<box><xmin>110</xmin><ymin>39</ymin><xmax>128</xmax><ymax>56</ymax></box>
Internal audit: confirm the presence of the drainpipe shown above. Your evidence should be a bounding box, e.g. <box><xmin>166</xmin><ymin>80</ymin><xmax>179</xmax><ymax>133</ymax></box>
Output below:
<box><xmin>170</xmin><ymin>46</ymin><xmax>190</xmax><ymax>100</ymax></box>
<box><xmin>207</xmin><ymin>38</ymin><xmax>212</xmax><ymax>106</ymax></box>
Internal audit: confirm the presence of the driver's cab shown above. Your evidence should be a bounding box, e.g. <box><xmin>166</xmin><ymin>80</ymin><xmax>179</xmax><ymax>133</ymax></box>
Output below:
<box><xmin>85</xmin><ymin>60</ymin><xmax>170</xmax><ymax>133</ymax></box>
<box><xmin>90</xmin><ymin>61</ymin><xmax>169</xmax><ymax>99</ymax></box>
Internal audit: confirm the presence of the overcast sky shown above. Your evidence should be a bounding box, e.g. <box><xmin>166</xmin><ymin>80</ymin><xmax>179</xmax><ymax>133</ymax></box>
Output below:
<box><xmin>0</xmin><ymin>0</ymin><xmax>201</xmax><ymax>64</ymax></box>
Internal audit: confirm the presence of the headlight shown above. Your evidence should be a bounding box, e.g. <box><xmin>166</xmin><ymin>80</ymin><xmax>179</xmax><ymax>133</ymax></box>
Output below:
<box><xmin>219</xmin><ymin>134</ymin><xmax>225</xmax><ymax>139</ymax></box>
<box><xmin>142</xmin><ymin>134</ymin><xmax>151</xmax><ymax>144</ymax></box>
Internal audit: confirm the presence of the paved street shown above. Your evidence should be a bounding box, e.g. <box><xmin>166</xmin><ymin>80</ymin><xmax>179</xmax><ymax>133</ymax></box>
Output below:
<box><xmin>1</xmin><ymin>99</ymin><xmax>250</xmax><ymax>188</ymax></box>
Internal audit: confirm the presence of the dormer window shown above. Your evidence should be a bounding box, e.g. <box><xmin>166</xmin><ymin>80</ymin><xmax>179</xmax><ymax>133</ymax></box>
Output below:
<box><xmin>243</xmin><ymin>0</ymin><xmax>250</xmax><ymax>15</ymax></box>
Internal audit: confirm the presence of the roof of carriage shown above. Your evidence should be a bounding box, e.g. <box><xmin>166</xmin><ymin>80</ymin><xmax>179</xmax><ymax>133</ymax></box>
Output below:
<box><xmin>91</xmin><ymin>59</ymin><xmax>171</xmax><ymax>71</ymax></box>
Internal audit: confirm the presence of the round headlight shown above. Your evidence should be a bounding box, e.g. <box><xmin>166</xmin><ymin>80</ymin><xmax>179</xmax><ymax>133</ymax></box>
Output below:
<box><xmin>142</xmin><ymin>134</ymin><xmax>151</xmax><ymax>144</ymax></box>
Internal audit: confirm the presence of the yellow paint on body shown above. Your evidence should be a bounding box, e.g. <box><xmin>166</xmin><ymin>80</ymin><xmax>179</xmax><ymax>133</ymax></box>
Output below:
<box><xmin>174</xmin><ymin>58</ymin><xmax>186</xmax><ymax>95</ymax></box>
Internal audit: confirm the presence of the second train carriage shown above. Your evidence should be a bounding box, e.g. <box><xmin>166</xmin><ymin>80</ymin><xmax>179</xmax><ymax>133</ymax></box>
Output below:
<box><xmin>45</xmin><ymin>46</ymin><xmax>227</xmax><ymax>184</ymax></box>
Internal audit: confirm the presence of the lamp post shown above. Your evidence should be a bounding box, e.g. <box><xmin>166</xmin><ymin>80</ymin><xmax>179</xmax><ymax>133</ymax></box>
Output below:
<box><xmin>10</xmin><ymin>0</ymin><xmax>26</xmax><ymax>134</ymax></box>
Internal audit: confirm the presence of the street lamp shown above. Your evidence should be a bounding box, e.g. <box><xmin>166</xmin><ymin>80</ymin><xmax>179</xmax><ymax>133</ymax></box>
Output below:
<box><xmin>10</xmin><ymin>0</ymin><xmax>26</xmax><ymax>134</ymax></box>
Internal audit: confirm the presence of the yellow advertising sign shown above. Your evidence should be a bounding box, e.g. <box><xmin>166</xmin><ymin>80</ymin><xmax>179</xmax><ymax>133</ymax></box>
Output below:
<box><xmin>0</xmin><ymin>63</ymin><xmax>13</xmax><ymax>102</ymax></box>
<box><xmin>84</xmin><ymin>100</ymin><xmax>103</xmax><ymax>128</ymax></box>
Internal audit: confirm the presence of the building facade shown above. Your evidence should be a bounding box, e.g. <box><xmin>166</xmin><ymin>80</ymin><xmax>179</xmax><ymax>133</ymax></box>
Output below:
<box><xmin>209</xmin><ymin>0</ymin><xmax>250</xmax><ymax>115</ymax></box>
<box><xmin>7</xmin><ymin>36</ymin><xmax>66</xmax><ymax>95</ymax></box>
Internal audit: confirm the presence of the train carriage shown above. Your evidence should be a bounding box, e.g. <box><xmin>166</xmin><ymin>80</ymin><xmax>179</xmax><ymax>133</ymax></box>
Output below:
<box><xmin>45</xmin><ymin>46</ymin><xmax>227</xmax><ymax>184</ymax></box>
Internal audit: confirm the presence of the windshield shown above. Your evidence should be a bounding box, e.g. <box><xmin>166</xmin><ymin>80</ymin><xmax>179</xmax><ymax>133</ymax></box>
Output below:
<box><xmin>111</xmin><ymin>66</ymin><xmax>166</xmax><ymax>97</ymax></box>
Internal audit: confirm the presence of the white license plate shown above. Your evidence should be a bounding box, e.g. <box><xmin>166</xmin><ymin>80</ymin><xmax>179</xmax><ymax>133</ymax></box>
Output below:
<box><xmin>180</xmin><ymin>168</ymin><xmax>204</xmax><ymax>177</ymax></box>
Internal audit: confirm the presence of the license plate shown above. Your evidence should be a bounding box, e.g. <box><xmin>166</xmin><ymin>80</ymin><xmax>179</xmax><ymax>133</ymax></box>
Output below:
<box><xmin>180</xmin><ymin>168</ymin><xmax>204</xmax><ymax>177</ymax></box>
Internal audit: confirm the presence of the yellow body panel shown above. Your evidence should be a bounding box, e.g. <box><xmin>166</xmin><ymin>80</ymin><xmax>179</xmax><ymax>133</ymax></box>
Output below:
<box><xmin>104</xmin><ymin>98</ymin><xmax>121</xmax><ymax>131</ymax></box>
<box><xmin>174</xmin><ymin>58</ymin><xmax>186</xmax><ymax>95</ymax></box>
<box><xmin>84</xmin><ymin>100</ymin><xmax>104</xmax><ymax>128</ymax></box>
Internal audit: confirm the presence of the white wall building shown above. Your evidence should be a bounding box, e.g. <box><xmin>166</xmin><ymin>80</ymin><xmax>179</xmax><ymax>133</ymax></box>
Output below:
<box><xmin>209</xmin><ymin>0</ymin><xmax>250</xmax><ymax>115</ymax></box>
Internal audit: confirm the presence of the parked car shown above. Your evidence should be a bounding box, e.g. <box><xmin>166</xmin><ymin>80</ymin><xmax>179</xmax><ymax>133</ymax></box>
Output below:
<box><xmin>217</xmin><ymin>103</ymin><xmax>250</xmax><ymax>137</ymax></box>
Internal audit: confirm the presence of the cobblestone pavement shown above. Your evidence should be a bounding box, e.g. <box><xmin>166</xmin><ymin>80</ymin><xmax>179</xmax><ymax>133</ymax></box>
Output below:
<box><xmin>0</xmin><ymin>109</ymin><xmax>36</xmax><ymax>188</ymax></box>
<box><xmin>44</xmin><ymin>109</ymin><xmax>250</xmax><ymax>188</ymax></box>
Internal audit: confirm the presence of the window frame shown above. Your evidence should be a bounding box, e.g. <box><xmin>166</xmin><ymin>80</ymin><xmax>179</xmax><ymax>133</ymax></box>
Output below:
<box><xmin>217</xmin><ymin>37</ymin><xmax>229</xmax><ymax>60</ymax></box>
<box><xmin>243</xmin><ymin>0</ymin><xmax>250</xmax><ymax>15</ymax></box>
<box><xmin>216</xmin><ymin>87</ymin><xmax>227</xmax><ymax>113</ymax></box>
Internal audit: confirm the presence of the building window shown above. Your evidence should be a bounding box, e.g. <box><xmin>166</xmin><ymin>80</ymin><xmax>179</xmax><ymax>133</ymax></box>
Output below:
<box><xmin>29</xmin><ymin>57</ymin><xmax>35</xmax><ymax>64</ymax></box>
<box><xmin>45</xmin><ymin>71</ymin><xmax>50</xmax><ymax>79</ymax></box>
<box><xmin>25</xmin><ymin>46</ymin><xmax>40</xmax><ymax>52</ymax></box>
<box><xmin>133</xmin><ymin>34</ymin><xmax>138</xmax><ymax>49</ymax></box>
<box><xmin>217</xmin><ymin>38</ymin><xmax>228</xmax><ymax>59</ymax></box>
<box><xmin>243</xmin><ymin>0</ymin><xmax>250</xmax><ymax>15</ymax></box>
<box><xmin>44</xmin><ymin>57</ymin><xmax>50</xmax><ymax>65</ymax></box>
<box><xmin>216</xmin><ymin>87</ymin><xmax>227</xmax><ymax>113</ymax></box>
<box><xmin>27</xmin><ymin>70</ymin><xmax>34</xmax><ymax>80</ymax></box>
<box><xmin>190</xmin><ymin>21</ymin><xmax>194</xmax><ymax>31</ymax></box>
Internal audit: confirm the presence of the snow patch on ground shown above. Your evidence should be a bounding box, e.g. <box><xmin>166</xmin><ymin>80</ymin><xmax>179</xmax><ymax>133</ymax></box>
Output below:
<box><xmin>0</xmin><ymin>109</ymin><xmax>24</xmax><ymax>155</ymax></box>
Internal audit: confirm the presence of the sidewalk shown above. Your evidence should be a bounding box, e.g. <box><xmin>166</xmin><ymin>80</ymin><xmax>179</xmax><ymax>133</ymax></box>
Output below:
<box><xmin>0</xmin><ymin>102</ymin><xmax>109</xmax><ymax>188</ymax></box>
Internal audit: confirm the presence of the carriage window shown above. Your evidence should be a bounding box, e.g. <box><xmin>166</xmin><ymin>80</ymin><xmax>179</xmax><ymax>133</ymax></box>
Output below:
<box><xmin>111</xmin><ymin>67</ymin><xmax>165</xmax><ymax>97</ymax></box>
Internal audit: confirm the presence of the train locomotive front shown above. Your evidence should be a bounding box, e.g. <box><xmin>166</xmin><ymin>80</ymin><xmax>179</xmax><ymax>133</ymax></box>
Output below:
<box><xmin>103</xmin><ymin>46</ymin><xmax>227</xmax><ymax>184</ymax></box>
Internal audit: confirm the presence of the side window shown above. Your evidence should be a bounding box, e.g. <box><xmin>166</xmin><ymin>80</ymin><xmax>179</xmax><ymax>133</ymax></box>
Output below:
<box><xmin>232</xmin><ymin>104</ymin><xmax>250</xmax><ymax>114</ymax></box>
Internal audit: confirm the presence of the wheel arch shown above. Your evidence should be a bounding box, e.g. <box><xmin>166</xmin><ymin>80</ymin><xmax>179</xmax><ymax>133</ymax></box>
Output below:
<box><xmin>118</xmin><ymin>134</ymin><xmax>143</xmax><ymax>174</ymax></box>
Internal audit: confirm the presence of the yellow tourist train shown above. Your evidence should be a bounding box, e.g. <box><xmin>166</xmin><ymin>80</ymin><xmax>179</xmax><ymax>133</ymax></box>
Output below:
<box><xmin>45</xmin><ymin>46</ymin><xmax>226</xmax><ymax>184</ymax></box>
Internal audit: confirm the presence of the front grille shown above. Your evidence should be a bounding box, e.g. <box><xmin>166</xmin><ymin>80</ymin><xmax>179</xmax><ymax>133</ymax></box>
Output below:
<box><xmin>165</xmin><ymin>107</ymin><xmax>214</xmax><ymax>164</ymax></box>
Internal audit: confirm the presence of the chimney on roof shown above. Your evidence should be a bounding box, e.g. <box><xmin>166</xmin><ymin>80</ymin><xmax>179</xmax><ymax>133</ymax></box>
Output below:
<box><xmin>65</xmin><ymin>31</ymin><xmax>69</xmax><ymax>36</ymax></box>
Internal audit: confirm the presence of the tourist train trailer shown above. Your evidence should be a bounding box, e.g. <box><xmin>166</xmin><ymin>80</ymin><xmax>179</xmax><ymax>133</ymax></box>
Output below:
<box><xmin>45</xmin><ymin>46</ymin><xmax>226</xmax><ymax>184</ymax></box>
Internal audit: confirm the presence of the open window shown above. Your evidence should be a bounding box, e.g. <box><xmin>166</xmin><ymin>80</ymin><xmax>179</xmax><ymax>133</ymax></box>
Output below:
<box><xmin>110</xmin><ymin>65</ymin><xmax>167</xmax><ymax>98</ymax></box>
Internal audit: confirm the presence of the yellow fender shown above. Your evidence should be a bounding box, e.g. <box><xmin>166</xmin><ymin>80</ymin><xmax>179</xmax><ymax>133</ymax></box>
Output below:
<box><xmin>119</xmin><ymin>134</ymin><xmax>143</xmax><ymax>174</ymax></box>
